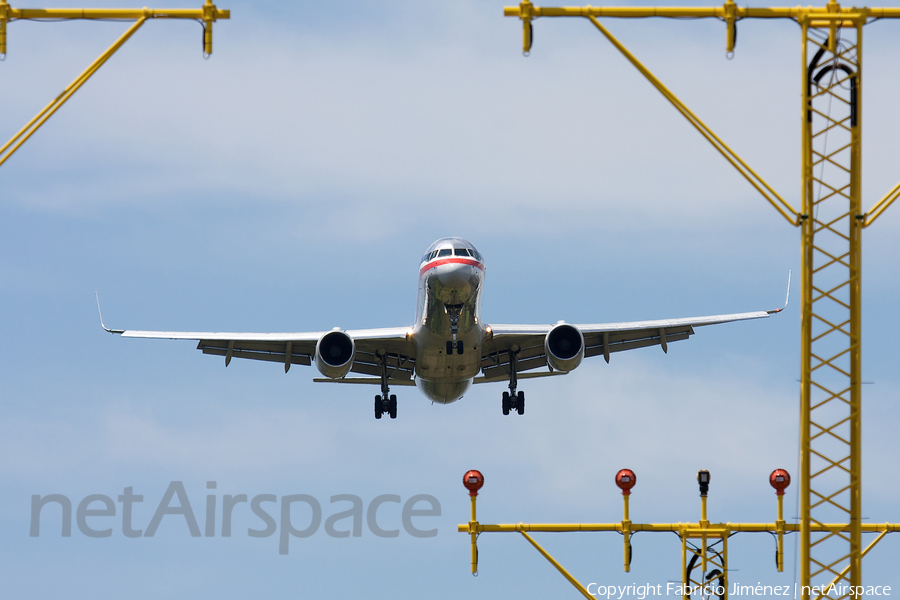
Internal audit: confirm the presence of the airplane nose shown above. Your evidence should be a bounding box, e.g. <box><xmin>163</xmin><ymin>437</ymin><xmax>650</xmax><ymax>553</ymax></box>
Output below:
<box><xmin>436</xmin><ymin>263</ymin><xmax>473</xmax><ymax>288</ymax></box>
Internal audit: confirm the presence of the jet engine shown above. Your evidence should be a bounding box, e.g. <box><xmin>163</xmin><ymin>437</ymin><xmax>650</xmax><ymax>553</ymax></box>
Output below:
<box><xmin>544</xmin><ymin>323</ymin><xmax>584</xmax><ymax>372</ymax></box>
<box><xmin>315</xmin><ymin>330</ymin><xmax>355</xmax><ymax>378</ymax></box>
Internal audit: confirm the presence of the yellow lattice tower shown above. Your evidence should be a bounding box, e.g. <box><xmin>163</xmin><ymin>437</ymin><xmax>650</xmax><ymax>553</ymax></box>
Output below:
<box><xmin>800</xmin><ymin>23</ymin><xmax>863</xmax><ymax>592</ymax></box>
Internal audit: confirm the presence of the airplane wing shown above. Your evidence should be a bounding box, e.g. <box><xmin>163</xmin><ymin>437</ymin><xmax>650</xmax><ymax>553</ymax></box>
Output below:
<box><xmin>97</xmin><ymin>296</ymin><xmax>416</xmax><ymax>381</ymax></box>
<box><xmin>478</xmin><ymin>274</ymin><xmax>790</xmax><ymax>382</ymax></box>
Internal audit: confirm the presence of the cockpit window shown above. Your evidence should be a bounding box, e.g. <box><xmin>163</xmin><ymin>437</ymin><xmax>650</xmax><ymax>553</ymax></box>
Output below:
<box><xmin>472</xmin><ymin>250</ymin><xmax>482</xmax><ymax>261</ymax></box>
<box><xmin>454</xmin><ymin>248</ymin><xmax>471</xmax><ymax>257</ymax></box>
<box><xmin>438</xmin><ymin>248</ymin><xmax>452</xmax><ymax>257</ymax></box>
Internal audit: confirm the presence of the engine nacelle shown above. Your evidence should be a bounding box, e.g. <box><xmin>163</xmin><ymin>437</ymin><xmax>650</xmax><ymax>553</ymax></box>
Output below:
<box><xmin>544</xmin><ymin>323</ymin><xmax>584</xmax><ymax>372</ymax></box>
<box><xmin>315</xmin><ymin>329</ymin><xmax>355</xmax><ymax>379</ymax></box>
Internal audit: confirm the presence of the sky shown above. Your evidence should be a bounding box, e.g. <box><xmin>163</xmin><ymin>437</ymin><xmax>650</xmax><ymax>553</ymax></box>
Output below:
<box><xmin>1</xmin><ymin>0</ymin><xmax>899</xmax><ymax>598</ymax></box>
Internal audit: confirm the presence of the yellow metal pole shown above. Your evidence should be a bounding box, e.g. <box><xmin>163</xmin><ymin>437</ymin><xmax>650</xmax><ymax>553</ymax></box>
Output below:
<box><xmin>799</xmin><ymin>16</ymin><xmax>813</xmax><ymax>599</ymax></box>
<box><xmin>470</xmin><ymin>495</ymin><xmax>478</xmax><ymax>574</ymax></box>
<box><xmin>0</xmin><ymin>0</ymin><xmax>8</xmax><ymax>58</ymax></box>
<box><xmin>828</xmin><ymin>0</ymin><xmax>838</xmax><ymax>53</ymax></box>
<box><xmin>776</xmin><ymin>493</ymin><xmax>785</xmax><ymax>572</ymax></box>
<box><xmin>849</xmin><ymin>16</ymin><xmax>864</xmax><ymax>589</ymax></box>
<box><xmin>519</xmin><ymin>0</ymin><xmax>534</xmax><ymax>53</ymax></box>
<box><xmin>462</xmin><ymin>470</ymin><xmax>484</xmax><ymax>575</ymax></box>
<box><xmin>721</xmin><ymin>533</ymin><xmax>729</xmax><ymax>599</ymax></box>
<box><xmin>700</xmin><ymin>494</ymin><xmax>708</xmax><ymax>572</ymax></box>
<box><xmin>0</xmin><ymin>17</ymin><xmax>146</xmax><ymax>167</ymax></box>
<box><xmin>681</xmin><ymin>533</ymin><xmax>689</xmax><ymax>600</ymax></box>
<box><xmin>623</xmin><ymin>493</ymin><xmax>631</xmax><ymax>572</ymax></box>
<box><xmin>724</xmin><ymin>0</ymin><xmax>737</xmax><ymax>55</ymax></box>
<box><xmin>203</xmin><ymin>0</ymin><xmax>214</xmax><ymax>56</ymax></box>
<box><xmin>518</xmin><ymin>529</ymin><xmax>595</xmax><ymax>600</ymax></box>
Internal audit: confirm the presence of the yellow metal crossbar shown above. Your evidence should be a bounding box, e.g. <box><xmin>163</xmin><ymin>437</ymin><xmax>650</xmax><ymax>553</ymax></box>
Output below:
<box><xmin>0</xmin><ymin>0</ymin><xmax>229</xmax><ymax>168</ymax></box>
<box><xmin>461</xmin><ymin>522</ymin><xmax>899</xmax><ymax>534</ymax></box>
<box><xmin>504</xmin><ymin>4</ymin><xmax>900</xmax><ymax>19</ymax></box>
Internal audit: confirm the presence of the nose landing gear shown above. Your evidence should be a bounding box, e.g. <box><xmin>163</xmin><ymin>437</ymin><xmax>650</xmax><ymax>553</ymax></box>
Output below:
<box><xmin>445</xmin><ymin>303</ymin><xmax>463</xmax><ymax>335</ymax></box>
<box><xmin>444</xmin><ymin>303</ymin><xmax>465</xmax><ymax>356</ymax></box>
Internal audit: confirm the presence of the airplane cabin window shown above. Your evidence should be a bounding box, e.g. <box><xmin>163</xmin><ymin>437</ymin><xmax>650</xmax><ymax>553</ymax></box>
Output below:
<box><xmin>438</xmin><ymin>249</ymin><xmax>452</xmax><ymax>257</ymax></box>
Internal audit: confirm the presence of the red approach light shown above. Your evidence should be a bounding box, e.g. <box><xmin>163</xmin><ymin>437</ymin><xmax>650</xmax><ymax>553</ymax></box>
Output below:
<box><xmin>769</xmin><ymin>469</ymin><xmax>791</xmax><ymax>495</ymax></box>
<box><xmin>615</xmin><ymin>469</ymin><xmax>637</xmax><ymax>496</ymax></box>
<box><xmin>463</xmin><ymin>470</ymin><xmax>484</xmax><ymax>497</ymax></box>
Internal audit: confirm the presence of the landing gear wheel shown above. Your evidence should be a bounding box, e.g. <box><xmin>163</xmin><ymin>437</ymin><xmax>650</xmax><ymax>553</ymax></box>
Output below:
<box><xmin>374</xmin><ymin>395</ymin><xmax>382</xmax><ymax>419</ymax></box>
<box><xmin>456</xmin><ymin>341</ymin><xmax>464</xmax><ymax>354</ymax></box>
<box><xmin>502</xmin><ymin>391</ymin><xmax>510</xmax><ymax>416</ymax></box>
<box><xmin>516</xmin><ymin>391</ymin><xmax>525</xmax><ymax>415</ymax></box>
<box><xmin>389</xmin><ymin>394</ymin><xmax>397</xmax><ymax>419</ymax></box>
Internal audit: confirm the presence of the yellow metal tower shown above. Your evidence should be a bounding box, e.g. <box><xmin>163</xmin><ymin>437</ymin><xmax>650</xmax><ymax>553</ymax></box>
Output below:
<box><xmin>482</xmin><ymin>2</ymin><xmax>900</xmax><ymax>596</ymax></box>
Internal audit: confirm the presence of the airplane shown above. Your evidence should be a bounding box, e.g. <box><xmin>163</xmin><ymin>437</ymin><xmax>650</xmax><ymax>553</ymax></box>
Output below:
<box><xmin>99</xmin><ymin>237</ymin><xmax>789</xmax><ymax>420</ymax></box>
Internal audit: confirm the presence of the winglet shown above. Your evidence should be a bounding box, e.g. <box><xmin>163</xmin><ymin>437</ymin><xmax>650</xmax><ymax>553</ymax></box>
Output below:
<box><xmin>96</xmin><ymin>292</ymin><xmax>125</xmax><ymax>334</ymax></box>
<box><xmin>767</xmin><ymin>271</ymin><xmax>791</xmax><ymax>314</ymax></box>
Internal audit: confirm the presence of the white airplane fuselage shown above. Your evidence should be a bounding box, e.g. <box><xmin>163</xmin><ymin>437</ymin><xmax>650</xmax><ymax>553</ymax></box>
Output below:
<box><xmin>412</xmin><ymin>238</ymin><xmax>486</xmax><ymax>404</ymax></box>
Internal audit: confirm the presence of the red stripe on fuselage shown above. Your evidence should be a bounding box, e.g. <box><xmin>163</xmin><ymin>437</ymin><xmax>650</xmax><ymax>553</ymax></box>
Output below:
<box><xmin>419</xmin><ymin>257</ymin><xmax>484</xmax><ymax>276</ymax></box>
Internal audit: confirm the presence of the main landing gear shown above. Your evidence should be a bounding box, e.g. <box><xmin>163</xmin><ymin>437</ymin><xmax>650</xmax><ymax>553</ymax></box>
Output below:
<box><xmin>375</xmin><ymin>394</ymin><xmax>397</xmax><ymax>419</ymax></box>
<box><xmin>374</xmin><ymin>350</ymin><xmax>397</xmax><ymax>420</ymax></box>
<box><xmin>502</xmin><ymin>390</ymin><xmax>525</xmax><ymax>416</ymax></box>
<box><xmin>502</xmin><ymin>347</ymin><xmax>525</xmax><ymax>416</ymax></box>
